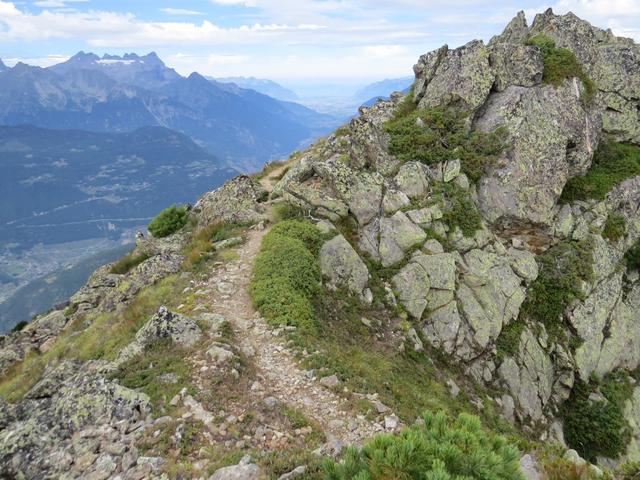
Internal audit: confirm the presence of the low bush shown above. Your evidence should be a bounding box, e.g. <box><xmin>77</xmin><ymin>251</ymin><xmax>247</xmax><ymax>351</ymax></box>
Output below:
<box><xmin>602</xmin><ymin>212</ymin><xmax>626</xmax><ymax>242</ymax></box>
<box><xmin>250</xmin><ymin>220</ymin><xmax>322</xmax><ymax>330</ymax></box>
<box><xmin>496</xmin><ymin>320</ymin><xmax>526</xmax><ymax>360</ymax></box>
<box><xmin>384</xmin><ymin>105</ymin><xmax>507</xmax><ymax>182</ymax></box>
<box><xmin>527</xmin><ymin>34</ymin><xmax>596</xmax><ymax>103</ymax></box>
<box><xmin>322</xmin><ymin>410</ymin><xmax>524</xmax><ymax>480</ymax></box>
<box><xmin>564</xmin><ymin>372</ymin><xmax>633</xmax><ymax>461</ymax></box>
<box><xmin>10</xmin><ymin>320</ymin><xmax>28</xmax><ymax>333</ymax></box>
<box><xmin>438</xmin><ymin>183</ymin><xmax>483</xmax><ymax>237</ymax></box>
<box><xmin>519</xmin><ymin>239</ymin><xmax>594</xmax><ymax>343</ymax></box>
<box><xmin>110</xmin><ymin>250</ymin><xmax>151</xmax><ymax>274</ymax></box>
<box><xmin>561</xmin><ymin>141</ymin><xmax>640</xmax><ymax>202</ymax></box>
<box><xmin>148</xmin><ymin>205</ymin><xmax>188</xmax><ymax>238</ymax></box>
<box><xmin>626</xmin><ymin>240</ymin><xmax>640</xmax><ymax>272</ymax></box>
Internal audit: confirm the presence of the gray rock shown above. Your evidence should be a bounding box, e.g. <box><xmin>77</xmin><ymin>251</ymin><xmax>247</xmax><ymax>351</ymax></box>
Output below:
<box><xmin>278</xmin><ymin>466</ymin><xmax>307</xmax><ymax>480</ymax></box>
<box><xmin>414</xmin><ymin>40</ymin><xmax>494</xmax><ymax>112</ymax></box>
<box><xmin>519</xmin><ymin>454</ymin><xmax>542</xmax><ymax>480</ymax></box>
<box><xmin>379</xmin><ymin>211</ymin><xmax>427</xmax><ymax>267</ymax></box>
<box><xmin>382</xmin><ymin>189</ymin><xmax>410</xmax><ymax>214</ymax></box>
<box><xmin>394</xmin><ymin>162</ymin><xmax>430</xmax><ymax>199</ymax></box>
<box><xmin>117</xmin><ymin>307</ymin><xmax>201</xmax><ymax>364</ymax></box>
<box><xmin>319</xmin><ymin>234</ymin><xmax>369</xmax><ymax>296</ymax></box>
<box><xmin>392</xmin><ymin>262</ymin><xmax>430</xmax><ymax>319</ymax></box>
<box><xmin>210</xmin><ymin>456</ymin><xmax>263</xmax><ymax>480</ymax></box>
<box><xmin>319</xmin><ymin>375</ymin><xmax>340</xmax><ymax>388</ymax></box>
<box><xmin>194</xmin><ymin>175</ymin><xmax>268</xmax><ymax>225</ymax></box>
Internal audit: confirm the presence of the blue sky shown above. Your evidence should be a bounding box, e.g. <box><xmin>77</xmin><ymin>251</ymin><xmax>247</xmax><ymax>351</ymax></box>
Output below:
<box><xmin>1</xmin><ymin>0</ymin><xmax>639</xmax><ymax>84</ymax></box>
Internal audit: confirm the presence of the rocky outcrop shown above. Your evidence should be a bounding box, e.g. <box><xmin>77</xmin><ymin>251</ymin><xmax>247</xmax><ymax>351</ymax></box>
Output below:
<box><xmin>193</xmin><ymin>174</ymin><xmax>268</xmax><ymax>225</ymax></box>
<box><xmin>270</xmin><ymin>8</ymin><xmax>640</xmax><ymax>459</ymax></box>
<box><xmin>0</xmin><ymin>361</ymin><xmax>151</xmax><ymax>480</ymax></box>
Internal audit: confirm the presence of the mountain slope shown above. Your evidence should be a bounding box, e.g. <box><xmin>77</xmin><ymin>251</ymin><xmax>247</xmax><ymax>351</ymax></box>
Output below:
<box><xmin>352</xmin><ymin>75</ymin><xmax>414</xmax><ymax>103</ymax></box>
<box><xmin>212</xmin><ymin>76</ymin><xmax>299</xmax><ymax>102</ymax></box>
<box><xmin>0</xmin><ymin>58</ymin><xmax>7</xmax><ymax>73</ymax></box>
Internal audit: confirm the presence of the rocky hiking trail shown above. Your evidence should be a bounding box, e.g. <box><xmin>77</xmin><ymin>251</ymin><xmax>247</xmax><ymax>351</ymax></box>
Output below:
<box><xmin>186</xmin><ymin>165</ymin><xmax>395</xmax><ymax>453</ymax></box>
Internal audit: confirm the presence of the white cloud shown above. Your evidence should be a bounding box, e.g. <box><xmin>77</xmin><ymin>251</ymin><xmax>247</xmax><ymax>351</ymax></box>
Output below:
<box><xmin>160</xmin><ymin>8</ymin><xmax>205</xmax><ymax>16</ymax></box>
<box><xmin>4</xmin><ymin>54</ymin><xmax>70</xmax><ymax>66</ymax></box>
<box><xmin>33</xmin><ymin>0</ymin><xmax>88</xmax><ymax>8</ymax></box>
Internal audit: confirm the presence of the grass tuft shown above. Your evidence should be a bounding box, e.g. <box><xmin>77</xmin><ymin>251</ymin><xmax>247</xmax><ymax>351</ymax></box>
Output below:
<box><xmin>561</xmin><ymin>141</ymin><xmax>640</xmax><ymax>202</ymax></box>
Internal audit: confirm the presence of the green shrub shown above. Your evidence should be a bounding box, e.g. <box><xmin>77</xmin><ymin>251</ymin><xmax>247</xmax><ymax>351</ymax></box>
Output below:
<box><xmin>564</xmin><ymin>372</ymin><xmax>633</xmax><ymax>461</ymax></box>
<box><xmin>273</xmin><ymin>201</ymin><xmax>306</xmax><ymax>221</ymax></box>
<box><xmin>626</xmin><ymin>240</ymin><xmax>640</xmax><ymax>272</ymax></box>
<box><xmin>527</xmin><ymin>34</ymin><xmax>596</xmax><ymax>103</ymax></box>
<box><xmin>250</xmin><ymin>220</ymin><xmax>323</xmax><ymax>330</ymax></box>
<box><xmin>269</xmin><ymin>220</ymin><xmax>325</xmax><ymax>255</ymax></box>
<box><xmin>602</xmin><ymin>213</ymin><xmax>626</xmax><ymax>242</ymax></box>
<box><xmin>496</xmin><ymin>320</ymin><xmax>526</xmax><ymax>359</ymax></box>
<box><xmin>520</xmin><ymin>239</ymin><xmax>594</xmax><ymax>343</ymax></box>
<box><xmin>148</xmin><ymin>205</ymin><xmax>188</xmax><ymax>238</ymax></box>
<box><xmin>384</xmin><ymin>106</ymin><xmax>507</xmax><ymax>182</ymax></box>
<box><xmin>322</xmin><ymin>411</ymin><xmax>524</xmax><ymax>480</ymax></box>
<box><xmin>439</xmin><ymin>183</ymin><xmax>483</xmax><ymax>237</ymax></box>
<box><xmin>562</xmin><ymin>141</ymin><xmax>640</xmax><ymax>202</ymax></box>
<box><xmin>617</xmin><ymin>461</ymin><xmax>640</xmax><ymax>479</ymax></box>
<box><xmin>10</xmin><ymin>320</ymin><xmax>28</xmax><ymax>333</ymax></box>
<box><xmin>110</xmin><ymin>251</ymin><xmax>151</xmax><ymax>274</ymax></box>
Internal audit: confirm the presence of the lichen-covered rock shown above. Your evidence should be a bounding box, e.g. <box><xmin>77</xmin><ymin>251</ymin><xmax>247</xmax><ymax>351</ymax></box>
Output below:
<box><xmin>382</xmin><ymin>189</ymin><xmax>410</xmax><ymax>214</ymax></box>
<box><xmin>0</xmin><ymin>361</ymin><xmax>150</xmax><ymax>480</ymax></box>
<box><xmin>475</xmin><ymin>82</ymin><xmax>601</xmax><ymax>225</ymax></box>
<box><xmin>394</xmin><ymin>161</ymin><xmax>430</xmax><ymax>199</ymax></box>
<box><xmin>319</xmin><ymin>234</ymin><xmax>369</xmax><ymax>297</ymax></box>
<box><xmin>314</xmin><ymin>155</ymin><xmax>384</xmax><ymax>225</ymax></box>
<box><xmin>529</xmin><ymin>8</ymin><xmax>640</xmax><ymax>143</ymax></box>
<box><xmin>379</xmin><ymin>211</ymin><xmax>427</xmax><ymax>267</ymax></box>
<box><xmin>210</xmin><ymin>455</ymin><xmax>264</xmax><ymax>480</ymax></box>
<box><xmin>116</xmin><ymin>307</ymin><xmax>201</xmax><ymax>364</ymax></box>
<box><xmin>392</xmin><ymin>262</ymin><xmax>430</xmax><ymax>319</ymax></box>
<box><xmin>498</xmin><ymin>328</ymin><xmax>554</xmax><ymax>422</ymax></box>
<box><xmin>625</xmin><ymin>387</ymin><xmax>640</xmax><ymax>461</ymax></box>
<box><xmin>193</xmin><ymin>175</ymin><xmax>268</xmax><ymax>226</ymax></box>
<box><xmin>414</xmin><ymin>40</ymin><xmax>494</xmax><ymax>112</ymax></box>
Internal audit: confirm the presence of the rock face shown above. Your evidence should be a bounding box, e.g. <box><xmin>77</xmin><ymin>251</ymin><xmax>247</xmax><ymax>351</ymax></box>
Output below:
<box><xmin>272</xmin><ymin>8</ymin><xmax>640</xmax><ymax>462</ymax></box>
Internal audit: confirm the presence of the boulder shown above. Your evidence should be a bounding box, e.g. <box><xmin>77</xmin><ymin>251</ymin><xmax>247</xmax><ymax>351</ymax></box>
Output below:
<box><xmin>475</xmin><ymin>82</ymin><xmax>601</xmax><ymax>226</ymax></box>
<box><xmin>394</xmin><ymin>162</ymin><xmax>430</xmax><ymax>199</ymax></box>
<box><xmin>210</xmin><ymin>455</ymin><xmax>264</xmax><ymax>480</ymax></box>
<box><xmin>392</xmin><ymin>262</ymin><xmax>431</xmax><ymax>319</ymax></box>
<box><xmin>116</xmin><ymin>307</ymin><xmax>201</xmax><ymax>364</ymax></box>
<box><xmin>319</xmin><ymin>234</ymin><xmax>369</xmax><ymax>297</ymax></box>
<box><xmin>379</xmin><ymin>211</ymin><xmax>427</xmax><ymax>267</ymax></box>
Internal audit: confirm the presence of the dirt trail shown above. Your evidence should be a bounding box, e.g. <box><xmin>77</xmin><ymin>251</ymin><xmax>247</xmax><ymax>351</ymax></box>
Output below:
<box><xmin>192</xmin><ymin>166</ymin><xmax>389</xmax><ymax>447</ymax></box>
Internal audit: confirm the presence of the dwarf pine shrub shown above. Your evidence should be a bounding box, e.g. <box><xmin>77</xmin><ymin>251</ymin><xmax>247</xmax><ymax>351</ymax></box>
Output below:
<box><xmin>527</xmin><ymin>34</ymin><xmax>596</xmax><ymax>103</ymax></box>
<box><xmin>322</xmin><ymin>411</ymin><xmax>523</xmax><ymax>480</ymax></box>
<box><xmin>519</xmin><ymin>239</ymin><xmax>594</xmax><ymax>344</ymax></box>
<box><xmin>564</xmin><ymin>372</ymin><xmax>633</xmax><ymax>461</ymax></box>
<box><xmin>561</xmin><ymin>141</ymin><xmax>640</xmax><ymax>202</ymax></box>
<box><xmin>148</xmin><ymin>205</ymin><xmax>188</xmax><ymax>238</ymax></box>
<box><xmin>384</xmin><ymin>105</ymin><xmax>507</xmax><ymax>182</ymax></box>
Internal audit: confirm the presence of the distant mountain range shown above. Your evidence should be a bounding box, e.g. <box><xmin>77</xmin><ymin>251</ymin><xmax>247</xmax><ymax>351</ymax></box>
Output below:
<box><xmin>212</xmin><ymin>76</ymin><xmax>299</xmax><ymax>102</ymax></box>
<box><xmin>0</xmin><ymin>58</ymin><xmax>7</xmax><ymax>73</ymax></box>
<box><xmin>0</xmin><ymin>52</ymin><xmax>338</xmax><ymax>171</ymax></box>
<box><xmin>352</xmin><ymin>76</ymin><xmax>414</xmax><ymax>103</ymax></box>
